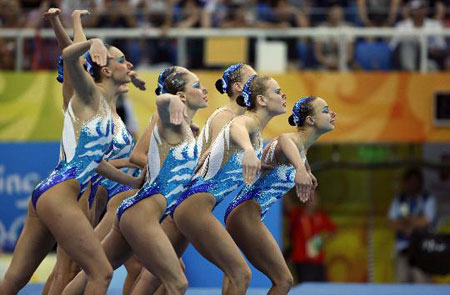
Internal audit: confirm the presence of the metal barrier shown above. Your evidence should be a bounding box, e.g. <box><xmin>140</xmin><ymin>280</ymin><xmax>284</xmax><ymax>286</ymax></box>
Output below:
<box><xmin>1</xmin><ymin>27</ymin><xmax>449</xmax><ymax>72</ymax></box>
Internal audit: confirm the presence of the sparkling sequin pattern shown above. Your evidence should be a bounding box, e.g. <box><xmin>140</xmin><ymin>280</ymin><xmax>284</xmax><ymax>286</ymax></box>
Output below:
<box><xmin>173</xmin><ymin>118</ymin><xmax>263</xmax><ymax>212</ymax></box>
<box><xmin>32</xmin><ymin>97</ymin><xmax>114</xmax><ymax>208</ymax></box>
<box><xmin>196</xmin><ymin>107</ymin><xmax>233</xmax><ymax>159</ymax></box>
<box><xmin>117</xmin><ymin>122</ymin><xmax>198</xmax><ymax>221</ymax></box>
<box><xmin>88</xmin><ymin>114</ymin><xmax>139</xmax><ymax>208</ymax></box>
<box><xmin>225</xmin><ymin>139</ymin><xmax>306</xmax><ymax>221</ymax></box>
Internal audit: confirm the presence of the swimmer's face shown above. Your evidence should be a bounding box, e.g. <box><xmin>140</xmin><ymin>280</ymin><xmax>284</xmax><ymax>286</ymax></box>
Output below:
<box><xmin>182</xmin><ymin>72</ymin><xmax>208</xmax><ymax>110</ymax></box>
<box><xmin>105</xmin><ymin>47</ymin><xmax>133</xmax><ymax>91</ymax></box>
<box><xmin>260</xmin><ymin>78</ymin><xmax>286</xmax><ymax>116</ymax></box>
<box><xmin>310</xmin><ymin>97</ymin><xmax>336</xmax><ymax>133</ymax></box>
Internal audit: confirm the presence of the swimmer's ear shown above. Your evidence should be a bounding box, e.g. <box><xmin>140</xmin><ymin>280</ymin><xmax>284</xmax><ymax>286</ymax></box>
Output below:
<box><xmin>305</xmin><ymin>116</ymin><xmax>315</xmax><ymax>126</ymax></box>
<box><xmin>256</xmin><ymin>94</ymin><xmax>266</xmax><ymax>108</ymax></box>
<box><xmin>176</xmin><ymin>91</ymin><xmax>187</xmax><ymax>103</ymax></box>
<box><xmin>234</xmin><ymin>81</ymin><xmax>244</xmax><ymax>93</ymax></box>
<box><xmin>101</xmin><ymin>67</ymin><xmax>112</xmax><ymax>78</ymax></box>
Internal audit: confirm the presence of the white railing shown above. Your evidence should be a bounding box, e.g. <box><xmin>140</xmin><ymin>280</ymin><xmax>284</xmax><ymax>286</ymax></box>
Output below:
<box><xmin>1</xmin><ymin>27</ymin><xmax>449</xmax><ymax>72</ymax></box>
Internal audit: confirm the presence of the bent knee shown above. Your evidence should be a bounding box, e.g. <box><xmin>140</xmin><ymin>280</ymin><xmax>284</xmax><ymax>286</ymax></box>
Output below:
<box><xmin>89</xmin><ymin>264</ymin><xmax>113</xmax><ymax>283</ymax></box>
<box><xmin>229</xmin><ymin>264</ymin><xmax>251</xmax><ymax>286</ymax></box>
<box><xmin>175</xmin><ymin>276</ymin><xmax>188</xmax><ymax>294</ymax></box>
<box><xmin>273</xmin><ymin>272</ymin><xmax>294</xmax><ymax>291</ymax></box>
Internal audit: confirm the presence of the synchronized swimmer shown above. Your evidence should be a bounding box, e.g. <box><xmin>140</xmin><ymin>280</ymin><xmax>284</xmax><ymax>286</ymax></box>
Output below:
<box><xmin>0</xmin><ymin>8</ymin><xmax>337</xmax><ymax>295</ymax></box>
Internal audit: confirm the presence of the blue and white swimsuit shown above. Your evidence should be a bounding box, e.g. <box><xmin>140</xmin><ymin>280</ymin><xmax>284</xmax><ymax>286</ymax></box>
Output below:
<box><xmin>88</xmin><ymin>115</ymin><xmax>140</xmax><ymax>208</ymax></box>
<box><xmin>32</xmin><ymin>97</ymin><xmax>114</xmax><ymax>208</ymax></box>
<box><xmin>196</xmin><ymin>107</ymin><xmax>234</xmax><ymax>158</ymax></box>
<box><xmin>117</xmin><ymin>122</ymin><xmax>199</xmax><ymax>221</ymax></box>
<box><xmin>224</xmin><ymin>139</ymin><xmax>306</xmax><ymax>222</ymax></box>
<box><xmin>174</xmin><ymin>118</ymin><xmax>263</xmax><ymax>211</ymax></box>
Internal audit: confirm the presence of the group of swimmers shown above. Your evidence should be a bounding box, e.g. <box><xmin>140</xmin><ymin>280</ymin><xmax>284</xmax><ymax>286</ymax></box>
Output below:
<box><xmin>0</xmin><ymin>7</ymin><xmax>336</xmax><ymax>295</ymax></box>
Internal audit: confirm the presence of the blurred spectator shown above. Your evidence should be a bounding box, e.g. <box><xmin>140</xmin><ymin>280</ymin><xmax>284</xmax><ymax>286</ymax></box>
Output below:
<box><xmin>0</xmin><ymin>39</ymin><xmax>15</xmax><ymax>69</ymax></box>
<box><xmin>401</xmin><ymin>0</ymin><xmax>449</xmax><ymax>22</ymax></box>
<box><xmin>201</xmin><ymin>0</ymin><xmax>254</xmax><ymax>27</ymax></box>
<box><xmin>174</xmin><ymin>0</ymin><xmax>202</xmax><ymax>28</ymax></box>
<box><xmin>314</xmin><ymin>3</ymin><xmax>355</xmax><ymax>70</ymax></box>
<box><xmin>134</xmin><ymin>0</ymin><xmax>176</xmax><ymax>66</ymax></box>
<box><xmin>390</xmin><ymin>0</ymin><xmax>447</xmax><ymax>71</ymax></box>
<box><xmin>92</xmin><ymin>0</ymin><xmax>139</xmax><ymax>66</ymax></box>
<box><xmin>256</xmin><ymin>0</ymin><xmax>308</xmax><ymax>28</ymax></box>
<box><xmin>387</xmin><ymin>168</ymin><xmax>436</xmax><ymax>283</ymax></box>
<box><xmin>25</xmin><ymin>0</ymin><xmax>66</xmax><ymax>70</ymax></box>
<box><xmin>430</xmin><ymin>154</ymin><xmax>450</xmax><ymax>229</ymax></box>
<box><xmin>285</xmin><ymin>190</ymin><xmax>336</xmax><ymax>284</ymax></box>
<box><xmin>357</xmin><ymin>0</ymin><xmax>401</xmax><ymax>27</ymax></box>
<box><xmin>93</xmin><ymin>0</ymin><xmax>136</xmax><ymax>28</ymax></box>
<box><xmin>219</xmin><ymin>3</ymin><xmax>255</xmax><ymax>28</ymax></box>
<box><xmin>61</xmin><ymin>0</ymin><xmax>102</xmax><ymax>13</ymax></box>
<box><xmin>0</xmin><ymin>0</ymin><xmax>24</xmax><ymax>28</ymax></box>
<box><xmin>174</xmin><ymin>0</ymin><xmax>205</xmax><ymax>68</ymax></box>
<box><xmin>304</xmin><ymin>0</ymin><xmax>351</xmax><ymax>25</ymax></box>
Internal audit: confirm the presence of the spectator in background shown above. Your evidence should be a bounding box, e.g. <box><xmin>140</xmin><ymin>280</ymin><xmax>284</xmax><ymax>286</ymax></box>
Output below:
<box><xmin>255</xmin><ymin>0</ymin><xmax>309</xmax><ymax>68</ymax></box>
<box><xmin>255</xmin><ymin>0</ymin><xmax>308</xmax><ymax>28</ymax></box>
<box><xmin>357</xmin><ymin>0</ymin><xmax>401</xmax><ymax>27</ymax></box>
<box><xmin>0</xmin><ymin>0</ymin><xmax>23</xmax><ymax>69</ymax></box>
<box><xmin>387</xmin><ymin>168</ymin><xmax>436</xmax><ymax>283</ymax></box>
<box><xmin>25</xmin><ymin>0</ymin><xmax>66</xmax><ymax>69</ymax></box>
<box><xmin>302</xmin><ymin>0</ymin><xmax>351</xmax><ymax>25</ymax></box>
<box><xmin>0</xmin><ymin>39</ymin><xmax>15</xmax><ymax>69</ymax></box>
<box><xmin>134</xmin><ymin>0</ymin><xmax>177</xmax><ymax>66</ymax></box>
<box><xmin>390</xmin><ymin>0</ymin><xmax>447</xmax><ymax>71</ymax></box>
<box><xmin>314</xmin><ymin>3</ymin><xmax>355</xmax><ymax>70</ymax></box>
<box><xmin>0</xmin><ymin>0</ymin><xmax>24</xmax><ymax>28</ymax></box>
<box><xmin>401</xmin><ymin>0</ymin><xmax>449</xmax><ymax>22</ymax></box>
<box><xmin>285</xmin><ymin>190</ymin><xmax>336</xmax><ymax>284</ymax></box>
<box><xmin>219</xmin><ymin>2</ymin><xmax>256</xmax><ymax>28</ymax></box>
<box><xmin>92</xmin><ymin>0</ymin><xmax>139</xmax><ymax>65</ymax></box>
<box><xmin>174</xmin><ymin>0</ymin><xmax>205</xmax><ymax>68</ymax></box>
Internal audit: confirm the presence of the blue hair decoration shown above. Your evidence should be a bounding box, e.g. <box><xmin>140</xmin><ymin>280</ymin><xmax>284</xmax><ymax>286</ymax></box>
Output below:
<box><xmin>241</xmin><ymin>74</ymin><xmax>257</xmax><ymax>107</ymax></box>
<box><xmin>221</xmin><ymin>63</ymin><xmax>242</xmax><ymax>93</ymax></box>
<box><xmin>56</xmin><ymin>52</ymin><xmax>95</xmax><ymax>83</ymax></box>
<box><xmin>156</xmin><ymin>67</ymin><xmax>172</xmax><ymax>95</ymax></box>
<box><xmin>291</xmin><ymin>96</ymin><xmax>314</xmax><ymax>126</ymax></box>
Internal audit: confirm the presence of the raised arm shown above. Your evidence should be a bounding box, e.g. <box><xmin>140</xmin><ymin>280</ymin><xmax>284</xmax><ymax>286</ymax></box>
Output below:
<box><xmin>156</xmin><ymin>93</ymin><xmax>186</xmax><ymax>126</ymax></box>
<box><xmin>62</xmin><ymin>39</ymin><xmax>105</xmax><ymax>103</ymax></box>
<box><xmin>43</xmin><ymin>8</ymin><xmax>72</xmax><ymax>50</ymax></box>
<box><xmin>43</xmin><ymin>8</ymin><xmax>74</xmax><ymax>109</ymax></box>
<box><xmin>72</xmin><ymin>10</ymin><xmax>89</xmax><ymax>43</ymax></box>
<box><xmin>278</xmin><ymin>133</ymin><xmax>312</xmax><ymax>202</ymax></box>
<box><xmin>230</xmin><ymin>116</ymin><xmax>261</xmax><ymax>185</ymax></box>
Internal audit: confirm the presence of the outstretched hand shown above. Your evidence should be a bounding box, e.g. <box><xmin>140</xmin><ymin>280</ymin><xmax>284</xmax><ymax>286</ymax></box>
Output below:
<box><xmin>72</xmin><ymin>9</ymin><xmax>90</xmax><ymax>18</ymax></box>
<box><xmin>130</xmin><ymin>71</ymin><xmax>146</xmax><ymax>91</ymax></box>
<box><xmin>242</xmin><ymin>148</ymin><xmax>261</xmax><ymax>185</ymax></box>
<box><xmin>168</xmin><ymin>95</ymin><xmax>186</xmax><ymax>125</ymax></box>
<box><xmin>295</xmin><ymin>169</ymin><xmax>313</xmax><ymax>203</ymax></box>
<box><xmin>89</xmin><ymin>39</ymin><xmax>108</xmax><ymax>67</ymax></box>
<box><xmin>42</xmin><ymin>8</ymin><xmax>61</xmax><ymax>19</ymax></box>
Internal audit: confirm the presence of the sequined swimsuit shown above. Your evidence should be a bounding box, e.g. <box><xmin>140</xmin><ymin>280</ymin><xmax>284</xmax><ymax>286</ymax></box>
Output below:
<box><xmin>32</xmin><ymin>98</ymin><xmax>114</xmax><ymax>208</ymax></box>
<box><xmin>88</xmin><ymin>114</ymin><xmax>140</xmax><ymax>208</ymax></box>
<box><xmin>196</xmin><ymin>107</ymin><xmax>234</xmax><ymax>158</ymax></box>
<box><xmin>224</xmin><ymin>138</ymin><xmax>306</xmax><ymax>222</ymax></box>
<box><xmin>173</xmin><ymin>118</ymin><xmax>263</xmax><ymax>213</ymax></box>
<box><xmin>117</xmin><ymin>122</ymin><xmax>198</xmax><ymax>221</ymax></box>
